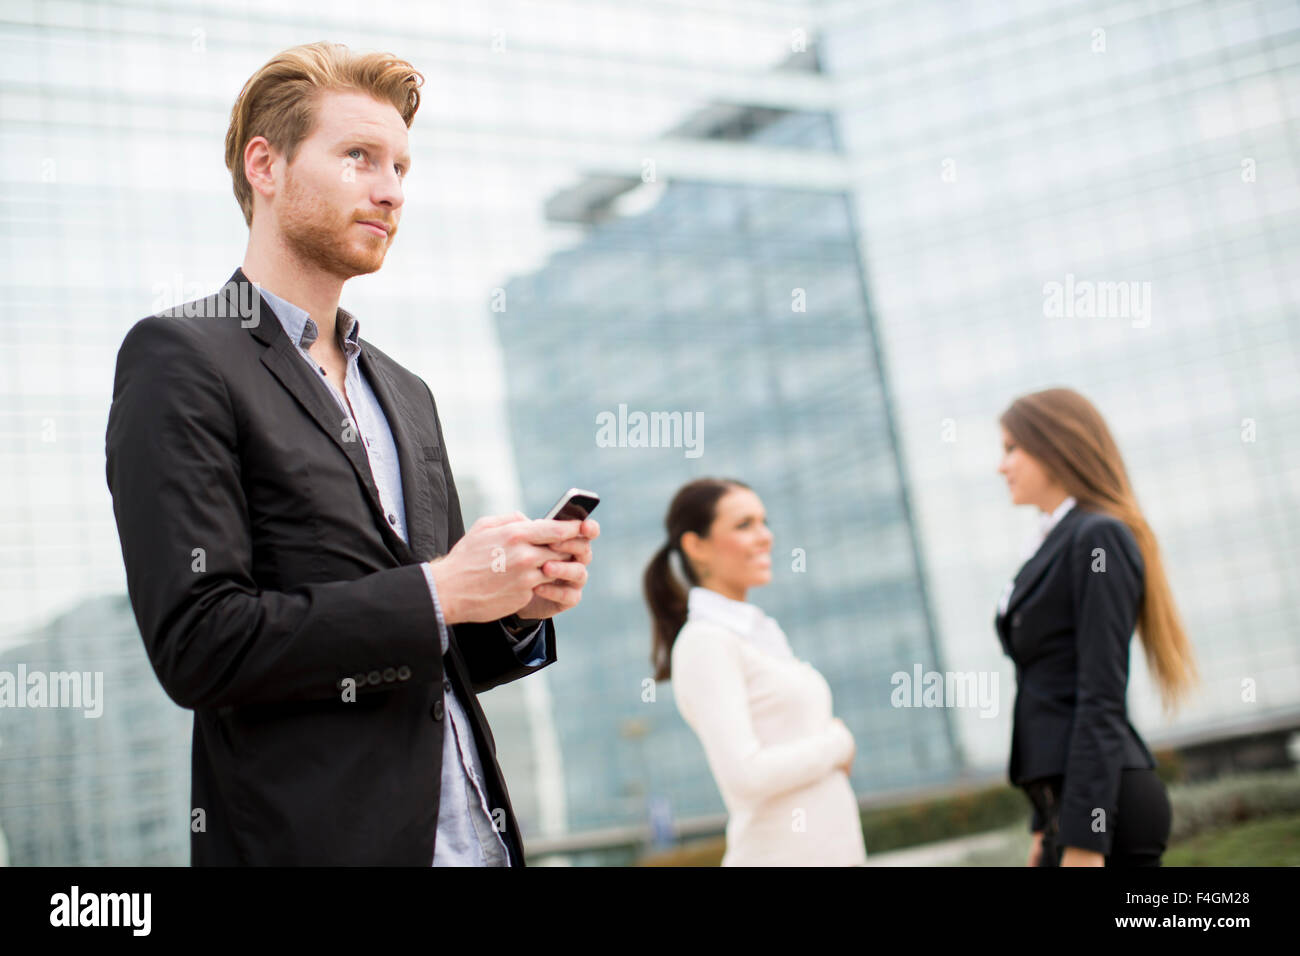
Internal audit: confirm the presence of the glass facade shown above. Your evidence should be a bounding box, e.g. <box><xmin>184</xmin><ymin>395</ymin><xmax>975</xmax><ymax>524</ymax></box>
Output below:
<box><xmin>2</xmin><ymin>0</ymin><xmax>1296</xmax><ymax>863</ymax></box>
<box><xmin>495</xmin><ymin>103</ymin><xmax>958</xmax><ymax>835</ymax></box>
<box><xmin>0</xmin><ymin>597</ymin><xmax>190</xmax><ymax>865</ymax></box>
<box><xmin>0</xmin><ymin>0</ymin><xmax>833</xmax><ymax>863</ymax></box>
<box><xmin>819</xmin><ymin>0</ymin><xmax>1300</xmax><ymax>770</ymax></box>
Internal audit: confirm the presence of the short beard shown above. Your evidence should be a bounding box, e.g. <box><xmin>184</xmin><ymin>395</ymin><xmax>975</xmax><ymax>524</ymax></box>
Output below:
<box><xmin>278</xmin><ymin>166</ymin><xmax>389</xmax><ymax>279</ymax></box>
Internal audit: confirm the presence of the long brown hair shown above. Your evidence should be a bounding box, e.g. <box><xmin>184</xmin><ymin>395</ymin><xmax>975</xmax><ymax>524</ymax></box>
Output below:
<box><xmin>644</xmin><ymin>477</ymin><xmax>751</xmax><ymax>681</ymax></box>
<box><xmin>1001</xmin><ymin>388</ymin><xmax>1198</xmax><ymax>712</ymax></box>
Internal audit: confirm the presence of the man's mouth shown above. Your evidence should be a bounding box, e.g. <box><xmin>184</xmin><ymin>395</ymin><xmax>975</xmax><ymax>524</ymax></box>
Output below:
<box><xmin>357</xmin><ymin>221</ymin><xmax>389</xmax><ymax>237</ymax></box>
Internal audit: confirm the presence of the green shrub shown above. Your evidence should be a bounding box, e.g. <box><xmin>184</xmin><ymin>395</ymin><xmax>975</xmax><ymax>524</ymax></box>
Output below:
<box><xmin>860</xmin><ymin>786</ymin><xmax>1028</xmax><ymax>852</ymax></box>
<box><xmin>1164</xmin><ymin>812</ymin><xmax>1300</xmax><ymax>866</ymax></box>
<box><xmin>1168</xmin><ymin>768</ymin><xmax>1300</xmax><ymax>842</ymax></box>
<box><xmin>635</xmin><ymin>767</ymin><xmax>1300</xmax><ymax>866</ymax></box>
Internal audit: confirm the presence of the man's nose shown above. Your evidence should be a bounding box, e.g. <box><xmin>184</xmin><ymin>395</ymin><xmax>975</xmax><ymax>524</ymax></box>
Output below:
<box><xmin>371</xmin><ymin>172</ymin><xmax>404</xmax><ymax>211</ymax></box>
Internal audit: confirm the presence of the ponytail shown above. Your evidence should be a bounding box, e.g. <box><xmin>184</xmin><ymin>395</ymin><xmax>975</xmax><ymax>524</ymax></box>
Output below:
<box><xmin>644</xmin><ymin>542</ymin><xmax>690</xmax><ymax>681</ymax></box>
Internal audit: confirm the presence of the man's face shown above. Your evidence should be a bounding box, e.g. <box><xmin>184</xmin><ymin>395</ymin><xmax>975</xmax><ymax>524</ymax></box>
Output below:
<box><xmin>272</xmin><ymin>89</ymin><xmax>410</xmax><ymax>278</ymax></box>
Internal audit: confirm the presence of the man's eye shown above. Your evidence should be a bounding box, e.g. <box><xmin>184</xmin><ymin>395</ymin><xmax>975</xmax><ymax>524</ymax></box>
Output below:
<box><xmin>348</xmin><ymin>148</ymin><xmax>364</xmax><ymax>161</ymax></box>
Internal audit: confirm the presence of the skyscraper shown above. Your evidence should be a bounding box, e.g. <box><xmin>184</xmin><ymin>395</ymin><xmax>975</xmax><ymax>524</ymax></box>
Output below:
<box><xmin>0</xmin><ymin>596</ymin><xmax>191</xmax><ymax>865</ymax></box>
<box><xmin>494</xmin><ymin>85</ymin><xmax>961</xmax><ymax>839</ymax></box>
<box><xmin>818</xmin><ymin>0</ymin><xmax>1300</xmax><ymax>766</ymax></box>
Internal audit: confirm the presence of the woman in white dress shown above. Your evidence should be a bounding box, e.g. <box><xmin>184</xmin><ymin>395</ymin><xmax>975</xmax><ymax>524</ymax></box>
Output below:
<box><xmin>643</xmin><ymin>477</ymin><xmax>867</xmax><ymax>866</ymax></box>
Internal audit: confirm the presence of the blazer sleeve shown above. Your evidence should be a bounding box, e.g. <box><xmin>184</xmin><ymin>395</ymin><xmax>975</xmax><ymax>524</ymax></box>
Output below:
<box><xmin>419</xmin><ymin>380</ymin><xmax>558</xmax><ymax>693</ymax></box>
<box><xmin>105</xmin><ymin>316</ymin><xmax>442</xmax><ymax>710</ymax></box>
<box><xmin>1056</xmin><ymin>515</ymin><xmax>1145</xmax><ymax>855</ymax></box>
<box><xmin>671</xmin><ymin>624</ymin><xmax>852</xmax><ymax>806</ymax></box>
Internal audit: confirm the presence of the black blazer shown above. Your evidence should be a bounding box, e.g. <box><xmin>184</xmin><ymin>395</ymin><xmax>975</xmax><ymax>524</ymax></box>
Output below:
<box><xmin>104</xmin><ymin>267</ymin><xmax>555</xmax><ymax>865</ymax></box>
<box><xmin>994</xmin><ymin>504</ymin><xmax>1155</xmax><ymax>855</ymax></box>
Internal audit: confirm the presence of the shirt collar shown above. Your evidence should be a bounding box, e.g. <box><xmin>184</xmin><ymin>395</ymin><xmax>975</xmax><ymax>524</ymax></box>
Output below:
<box><xmin>686</xmin><ymin>586</ymin><xmax>795</xmax><ymax>659</ymax></box>
<box><xmin>1039</xmin><ymin>495</ymin><xmax>1077</xmax><ymax>538</ymax></box>
<box><xmin>259</xmin><ymin>285</ymin><xmax>362</xmax><ymax>356</ymax></box>
<box><xmin>686</xmin><ymin>586</ymin><xmax>763</xmax><ymax>637</ymax></box>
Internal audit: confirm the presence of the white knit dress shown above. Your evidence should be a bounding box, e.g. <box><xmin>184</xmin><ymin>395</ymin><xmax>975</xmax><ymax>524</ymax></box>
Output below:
<box><xmin>671</xmin><ymin>587</ymin><xmax>867</xmax><ymax>866</ymax></box>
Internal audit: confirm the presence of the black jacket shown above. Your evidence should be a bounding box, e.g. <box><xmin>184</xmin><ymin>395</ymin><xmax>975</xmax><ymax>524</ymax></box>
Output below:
<box><xmin>105</xmin><ymin>267</ymin><xmax>555</xmax><ymax>865</ymax></box>
<box><xmin>994</xmin><ymin>505</ymin><xmax>1155</xmax><ymax>855</ymax></box>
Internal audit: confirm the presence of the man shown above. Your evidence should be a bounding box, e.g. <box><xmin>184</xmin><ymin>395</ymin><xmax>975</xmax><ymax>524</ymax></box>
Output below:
<box><xmin>104</xmin><ymin>42</ymin><xmax>597</xmax><ymax>865</ymax></box>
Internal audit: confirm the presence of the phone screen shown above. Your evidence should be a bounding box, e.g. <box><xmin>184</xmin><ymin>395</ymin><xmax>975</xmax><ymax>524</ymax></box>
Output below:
<box><xmin>544</xmin><ymin>489</ymin><xmax>600</xmax><ymax>521</ymax></box>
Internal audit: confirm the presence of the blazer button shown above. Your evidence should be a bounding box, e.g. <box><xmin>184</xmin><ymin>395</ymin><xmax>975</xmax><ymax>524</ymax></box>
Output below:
<box><xmin>397</xmin><ymin>665</ymin><xmax>411</xmax><ymax>681</ymax></box>
<box><xmin>1011</xmin><ymin>613</ymin><xmax>1022</xmax><ymax>628</ymax></box>
<box><xmin>382</xmin><ymin>667</ymin><xmax>397</xmax><ymax>683</ymax></box>
<box><xmin>431</xmin><ymin>700</ymin><xmax>444</xmax><ymax>721</ymax></box>
<box><xmin>367</xmin><ymin>670</ymin><xmax>381</xmax><ymax>685</ymax></box>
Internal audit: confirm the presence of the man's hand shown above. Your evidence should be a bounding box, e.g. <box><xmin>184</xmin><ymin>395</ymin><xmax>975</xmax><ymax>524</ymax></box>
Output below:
<box><xmin>428</xmin><ymin>513</ymin><xmax>590</xmax><ymax>625</ymax></box>
<box><xmin>515</xmin><ymin>516</ymin><xmax>599</xmax><ymax>621</ymax></box>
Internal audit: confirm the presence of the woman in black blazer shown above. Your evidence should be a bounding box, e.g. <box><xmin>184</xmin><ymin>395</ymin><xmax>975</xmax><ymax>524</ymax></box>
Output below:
<box><xmin>994</xmin><ymin>388</ymin><xmax>1198</xmax><ymax>867</ymax></box>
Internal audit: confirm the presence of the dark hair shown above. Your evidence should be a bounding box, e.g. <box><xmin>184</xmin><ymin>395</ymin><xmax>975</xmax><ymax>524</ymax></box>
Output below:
<box><xmin>1001</xmin><ymin>387</ymin><xmax>1197</xmax><ymax>712</ymax></box>
<box><xmin>643</xmin><ymin>477</ymin><xmax>751</xmax><ymax>681</ymax></box>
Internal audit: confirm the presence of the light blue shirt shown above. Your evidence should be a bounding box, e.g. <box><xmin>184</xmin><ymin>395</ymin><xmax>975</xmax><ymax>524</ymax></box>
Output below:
<box><xmin>259</xmin><ymin>286</ymin><xmax>547</xmax><ymax>866</ymax></box>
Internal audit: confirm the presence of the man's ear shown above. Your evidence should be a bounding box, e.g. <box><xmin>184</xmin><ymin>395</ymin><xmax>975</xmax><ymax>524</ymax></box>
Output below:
<box><xmin>244</xmin><ymin>135</ymin><xmax>279</xmax><ymax>204</ymax></box>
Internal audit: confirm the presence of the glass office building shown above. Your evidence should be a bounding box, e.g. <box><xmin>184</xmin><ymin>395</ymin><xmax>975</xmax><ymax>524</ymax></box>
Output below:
<box><xmin>0</xmin><ymin>0</ymin><xmax>843</xmax><ymax>863</ymax></box>
<box><xmin>0</xmin><ymin>596</ymin><xmax>191</xmax><ymax>865</ymax></box>
<box><xmin>818</xmin><ymin>0</ymin><xmax>1300</xmax><ymax>770</ymax></box>
<box><xmin>2</xmin><ymin>1</ymin><xmax>1296</xmax><ymax>863</ymax></box>
<box><xmin>494</xmin><ymin>97</ymin><xmax>959</xmax><ymax>839</ymax></box>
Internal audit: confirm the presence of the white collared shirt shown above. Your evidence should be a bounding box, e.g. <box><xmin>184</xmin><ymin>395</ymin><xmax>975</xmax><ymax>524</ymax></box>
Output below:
<box><xmin>671</xmin><ymin>586</ymin><xmax>866</xmax><ymax>865</ymax></box>
<box><xmin>1036</xmin><ymin>495</ymin><xmax>1078</xmax><ymax>548</ymax></box>
<box><xmin>686</xmin><ymin>587</ymin><xmax>795</xmax><ymax>660</ymax></box>
<box><xmin>997</xmin><ymin>496</ymin><xmax>1077</xmax><ymax>617</ymax></box>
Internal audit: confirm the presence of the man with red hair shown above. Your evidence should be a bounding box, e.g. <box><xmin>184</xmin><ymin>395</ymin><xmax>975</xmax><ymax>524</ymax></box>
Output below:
<box><xmin>106</xmin><ymin>42</ymin><xmax>597</xmax><ymax>866</ymax></box>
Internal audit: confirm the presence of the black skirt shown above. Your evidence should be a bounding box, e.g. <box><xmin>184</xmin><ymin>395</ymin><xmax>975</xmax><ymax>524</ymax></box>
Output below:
<box><xmin>1024</xmin><ymin>768</ymin><xmax>1172</xmax><ymax>866</ymax></box>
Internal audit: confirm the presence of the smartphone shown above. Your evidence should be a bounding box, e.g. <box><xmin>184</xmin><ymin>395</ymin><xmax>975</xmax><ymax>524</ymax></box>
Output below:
<box><xmin>542</xmin><ymin>488</ymin><xmax>600</xmax><ymax>522</ymax></box>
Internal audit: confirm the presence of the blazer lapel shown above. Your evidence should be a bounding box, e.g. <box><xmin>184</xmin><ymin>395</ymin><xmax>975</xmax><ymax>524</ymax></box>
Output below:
<box><xmin>1000</xmin><ymin>506</ymin><xmax>1084</xmax><ymax>622</ymax></box>
<box><xmin>222</xmin><ymin>268</ymin><xmax>418</xmax><ymax>565</ymax></box>
<box><xmin>358</xmin><ymin>346</ymin><xmax>440</xmax><ymax>561</ymax></box>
